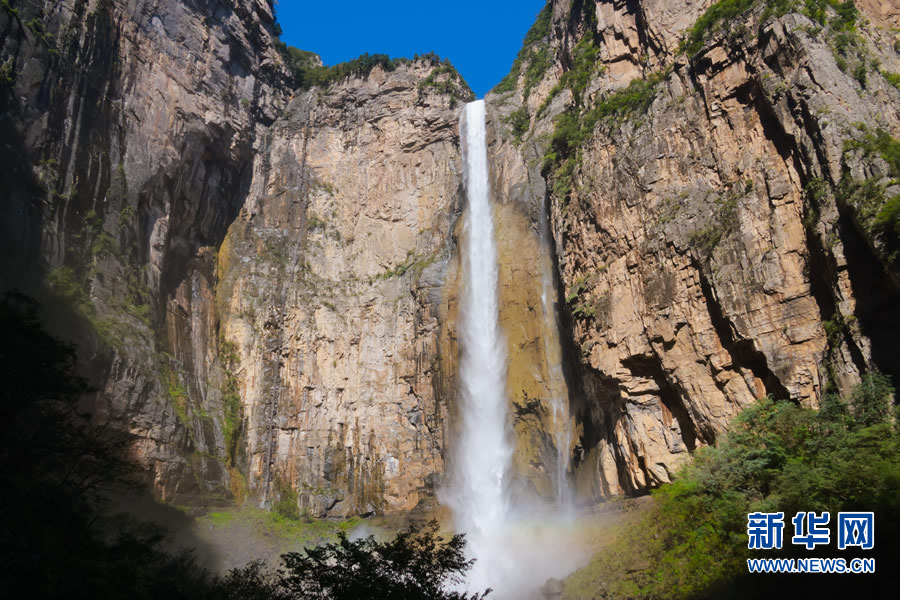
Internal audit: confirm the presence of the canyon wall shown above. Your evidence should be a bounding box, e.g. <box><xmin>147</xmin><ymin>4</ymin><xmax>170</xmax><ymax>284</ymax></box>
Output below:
<box><xmin>2</xmin><ymin>0</ymin><xmax>899</xmax><ymax>514</ymax></box>
<box><xmin>2</xmin><ymin>0</ymin><xmax>291</xmax><ymax>504</ymax></box>
<box><xmin>488</xmin><ymin>0</ymin><xmax>900</xmax><ymax>498</ymax></box>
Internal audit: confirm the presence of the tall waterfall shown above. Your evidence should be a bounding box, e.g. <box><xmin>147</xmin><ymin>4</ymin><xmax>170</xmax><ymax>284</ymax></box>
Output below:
<box><xmin>444</xmin><ymin>99</ymin><xmax>515</xmax><ymax>595</ymax></box>
<box><xmin>448</xmin><ymin>100</ymin><xmax>513</xmax><ymax>536</ymax></box>
<box><xmin>445</xmin><ymin>100</ymin><xmax>582</xmax><ymax>599</ymax></box>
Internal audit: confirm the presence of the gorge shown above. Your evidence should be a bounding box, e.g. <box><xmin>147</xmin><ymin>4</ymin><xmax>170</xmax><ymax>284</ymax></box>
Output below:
<box><xmin>1</xmin><ymin>0</ymin><xmax>899</xmax><ymax>598</ymax></box>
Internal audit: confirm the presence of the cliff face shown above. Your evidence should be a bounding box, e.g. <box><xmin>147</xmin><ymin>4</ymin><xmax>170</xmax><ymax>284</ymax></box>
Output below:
<box><xmin>3</xmin><ymin>0</ymin><xmax>898</xmax><ymax>515</ymax></box>
<box><xmin>2</xmin><ymin>0</ymin><xmax>492</xmax><ymax>514</ymax></box>
<box><xmin>488</xmin><ymin>0</ymin><xmax>900</xmax><ymax>498</ymax></box>
<box><xmin>2</xmin><ymin>0</ymin><xmax>291</xmax><ymax>503</ymax></box>
<box><xmin>216</xmin><ymin>63</ymin><xmax>465</xmax><ymax>516</ymax></box>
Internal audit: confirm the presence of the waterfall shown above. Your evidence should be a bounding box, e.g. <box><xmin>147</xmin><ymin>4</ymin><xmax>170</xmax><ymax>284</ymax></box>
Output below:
<box><xmin>444</xmin><ymin>99</ymin><xmax>514</xmax><ymax>595</ymax></box>
<box><xmin>445</xmin><ymin>100</ymin><xmax>582</xmax><ymax>599</ymax></box>
<box><xmin>448</xmin><ymin>99</ymin><xmax>513</xmax><ymax>537</ymax></box>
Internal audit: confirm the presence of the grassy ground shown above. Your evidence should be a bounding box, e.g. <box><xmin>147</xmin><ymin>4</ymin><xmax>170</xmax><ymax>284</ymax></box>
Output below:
<box><xmin>561</xmin><ymin>497</ymin><xmax>656</xmax><ymax>599</ymax></box>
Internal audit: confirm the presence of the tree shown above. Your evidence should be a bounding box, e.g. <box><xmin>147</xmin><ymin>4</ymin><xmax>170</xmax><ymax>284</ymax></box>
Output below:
<box><xmin>849</xmin><ymin>372</ymin><xmax>894</xmax><ymax>426</ymax></box>
<box><xmin>221</xmin><ymin>520</ymin><xmax>490</xmax><ymax>600</ymax></box>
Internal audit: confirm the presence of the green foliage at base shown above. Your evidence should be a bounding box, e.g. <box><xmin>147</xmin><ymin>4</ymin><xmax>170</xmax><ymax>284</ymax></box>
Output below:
<box><xmin>273</xmin><ymin>480</ymin><xmax>301</xmax><ymax>521</ymax></box>
<box><xmin>200</xmin><ymin>507</ymin><xmax>363</xmax><ymax>555</ymax></box>
<box><xmin>0</xmin><ymin>293</ymin><xmax>219</xmax><ymax>600</ymax></box>
<box><xmin>564</xmin><ymin>377</ymin><xmax>899</xmax><ymax>599</ymax></box>
<box><xmin>218</xmin><ymin>336</ymin><xmax>243</xmax><ymax>467</ymax></box>
<box><xmin>222</xmin><ymin>520</ymin><xmax>488</xmax><ymax>600</ymax></box>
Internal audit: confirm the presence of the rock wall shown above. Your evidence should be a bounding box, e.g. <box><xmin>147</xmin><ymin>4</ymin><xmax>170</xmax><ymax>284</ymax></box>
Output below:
<box><xmin>488</xmin><ymin>0</ymin><xmax>900</xmax><ymax>499</ymax></box>
<box><xmin>2</xmin><ymin>0</ymin><xmax>289</xmax><ymax>503</ymax></box>
<box><xmin>215</xmin><ymin>62</ymin><xmax>465</xmax><ymax>516</ymax></box>
<box><xmin>3</xmin><ymin>0</ymin><xmax>899</xmax><ymax>515</ymax></box>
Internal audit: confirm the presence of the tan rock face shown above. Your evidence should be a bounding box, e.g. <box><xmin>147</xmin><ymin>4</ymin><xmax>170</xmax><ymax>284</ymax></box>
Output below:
<box><xmin>215</xmin><ymin>63</ymin><xmax>465</xmax><ymax>516</ymax></box>
<box><xmin>488</xmin><ymin>0</ymin><xmax>900</xmax><ymax>498</ymax></box>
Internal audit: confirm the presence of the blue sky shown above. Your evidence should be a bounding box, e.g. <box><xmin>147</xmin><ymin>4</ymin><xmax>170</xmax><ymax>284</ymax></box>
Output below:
<box><xmin>275</xmin><ymin>1</ymin><xmax>548</xmax><ymax>98</ymax></box>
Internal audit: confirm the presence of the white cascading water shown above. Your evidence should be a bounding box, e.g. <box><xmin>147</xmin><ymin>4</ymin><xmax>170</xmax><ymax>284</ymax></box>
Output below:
<box><xmin>444</xmin><ymin>99</ymin><xmax>515</xmax><ymax>596</ymax></box>
<box><xmin>445</xmin><ymin>101</ymin><xmax>584</xmax><ymax>600</ymax></box>
<box><xmin>447</xmin><ymin>99</ymin><xmax>513</xmax><ymax>538</ymax></box>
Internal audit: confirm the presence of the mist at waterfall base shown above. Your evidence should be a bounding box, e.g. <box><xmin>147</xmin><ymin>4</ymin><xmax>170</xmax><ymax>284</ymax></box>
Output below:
<box><xmin>440</xmin><ymin>101</ymin><xmax>587</xmax><ymax>599</ymax></box>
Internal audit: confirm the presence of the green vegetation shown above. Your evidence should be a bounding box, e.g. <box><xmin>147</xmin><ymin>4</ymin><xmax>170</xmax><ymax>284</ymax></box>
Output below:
<box><xmin>839</xmin><ymin>127</ymin><xmax>900</xmax><ymax>265</ymax></box>
<box><xmin>493</xmin><ymin>3</ymin><xmax>552</xmax><ymax>95</ymax></box>
<box><xmin>277</xmin><ymin>46</ymin><xmax>402</xmax><ymax>89</ymax></box>
<box><xmin>535</xmin><ymin>7</ymin><xmax>605</xmax><ymax>119</ymax></box>
<box><xmin>219</xmin><ymin>336</ymin><xmax>243</xmax><ymax>466</ymax></box>
<box><xmin>565</xmin><ymin>274</ymin><xmax>590</xmax><ymax>304</ymax></box>
<box><xmin>883</xmin><ymin>70</ymin><xmax>900</xmax><ymax>91</ymax></box>
<box><xmin>544</xmin><ymin>69</ymin><xmax>669</xmax><ymax>200</ymax></box>
<box><xmin>306</xmin><ymin>214</ymin><xmax>326</xmax><ymax>231</ymax></box>
<box><xmin>678</xmin><ymin>0</ymin><xmax>871</xmax><ymax>89</ymax></box>
<box><xmin>506</xmin><ymin>106</ymin><xmax>530</xmax><ymax>141</ymax></box>
<box><xmin>521</xmin><ymin>46</ymin><xmax>552</xmax><ymax>99</ymax></box>
<box><xmin>681</xmin><ymin>0</ymin><xmax>765</xmax><ymax>56</ymax></box>
<box><xmin>162</xmin><ymin>359</ymin><xmax>190</xmax><ymax>429</ymax></box>
<box><xmin>45</xmin><ymin>265</ymin><xmax>123</xmax><ymax>347</ymax></box>
<box><xmin>200</xmin><ymin>506</ymin><xmax>364</xmax><ymax>551</ymax></box>
<box><xmin>42</xmin><ymin>195</ymin><xmax>152</xmax><ymax>346</ymax></box>
<box><xmin>1</xmin><ymin>0</ymin><xmax>20</xmax><ymax>18</ymax></box>
<box><xmin>276</xmin><ymin>43</ymin><xmax>472</xmax><ymax>99</ymax></box>
<box><xmin>373</xmin><ymin>250</ymin><xmax>438</xmax><ymax>281</ymax></box>
<box><xmin>679</xmin><ymin>0</ymin><xmax>857</xmax><ymax>56</ymax></box>
<box><xmin>273</xmin><ymin>480</ymin><xmax>301</xmax><ymax>521</ymax></box>
<box><xmin>565</xmin><ymin>376</ymin><xmax>899</xmax><ymax>599</ymax></box>
<box><xmin>418</xmin><ymin>62</ymin><xmax>475</xmax><ymax>107</ymax></box>
<box><xmin>688</xmin><ymin>184</ymin><xmax>745</xmax><ymax>258</ymax></box>
<box><xmin>23</xmin><ymin>15</ymin><xmax>58</xmax><ymax>54</ymax></box>
<box><xmin>222</xmin><ymin>520</ymin><xmax>488</xmax><ymax>600</ymax></box>
<box><xmin>563</xmin><ymin>34</ymin><xmax>603</xmax><ymax>103</ymax></box>
<box><xmin>802</xmin><ymin>177</ymin><xmax>827</xmax><ymax>230</ymax></box>
<box><xmin>0</xmin><ymin>57</ymin><xmax>13</xmax><ymax>87</ymax></box>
